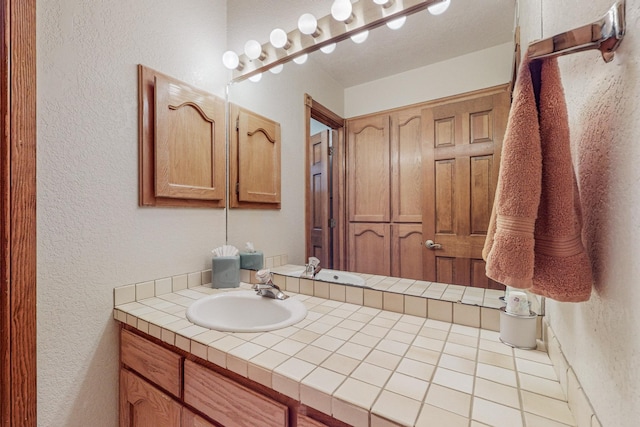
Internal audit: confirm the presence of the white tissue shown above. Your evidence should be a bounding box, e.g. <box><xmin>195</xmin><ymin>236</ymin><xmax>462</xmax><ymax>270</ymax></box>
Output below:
<box><xmin>211</xmin><ymin>245</ymin><xmax>239</xmax><ymax>257</ymax></box>
<box><xmin>245</xmin><ymin>242</ymin><xmax>256</xmax><ymax>253</ymax></box>
<box><xmin>506</xmin><ymin>291</ymin><xmax>530</xmax><ymax>316</ymax></box>
<box><xmin>255</xmin><ymin>269</ymin><xmax>272</xmax><ymax>283</ymax></box>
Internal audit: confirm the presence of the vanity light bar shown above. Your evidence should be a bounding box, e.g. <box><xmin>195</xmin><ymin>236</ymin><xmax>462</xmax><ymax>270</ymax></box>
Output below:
<box><xmin>230</xmin><ymin>0</ymin><xmax>448</xmax><ymax>83</ymax></box>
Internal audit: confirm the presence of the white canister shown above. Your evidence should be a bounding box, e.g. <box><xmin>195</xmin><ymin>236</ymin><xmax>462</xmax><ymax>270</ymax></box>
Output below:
<box><xmin>499</xmin><ymin>307</ymin><xmax>537</xmax><ymax>349</ymax></box>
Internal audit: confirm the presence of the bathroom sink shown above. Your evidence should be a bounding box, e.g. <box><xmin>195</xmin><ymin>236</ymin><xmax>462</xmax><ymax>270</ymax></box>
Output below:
<box><xmin>293</xmin><ymin>268</ymin><xmax>366</xmax><ymax>286</ymax></box>
<box><xmin>186</xmin><ymin>291</ymin><xmax>307</xmax><ymax>332</ymax></box>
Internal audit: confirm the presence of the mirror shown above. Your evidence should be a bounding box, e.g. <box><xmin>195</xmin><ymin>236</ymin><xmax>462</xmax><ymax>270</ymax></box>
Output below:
<box><xmin>225</xmin><ymin>0</ymin><xmax>518</xmax><ymax>308</ymax></box>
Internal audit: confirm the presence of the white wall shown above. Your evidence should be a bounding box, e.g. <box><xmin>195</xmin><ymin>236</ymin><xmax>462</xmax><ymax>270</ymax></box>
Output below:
<box><xmin>344</xmin><ymin>42</ymin><xmax>514</xmax><ymax>117</ymax></box>
<box><xmin>37</xmin><ymin>1</ymin><xmax>228</xmax><ymax>425</ymax></box>
<box><xmin>520</xmin><ymin>1</ymin><xmax>640</xmax><ymax>426</ymax></box>
<box><xmin>226</xmin><ymin>64</ymin><xmax>344</xmax><ymax>265</ymax></box>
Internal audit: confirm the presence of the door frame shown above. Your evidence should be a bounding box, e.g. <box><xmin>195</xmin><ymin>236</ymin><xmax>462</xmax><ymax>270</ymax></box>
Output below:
<box><xmin>1</xmin><ymin>0</ymin><xmax>37</xmax><ymax>425</ymax></box>
<box><xmin>304</xmin><ymin>94</ymin><xmax>346</xmax><ymax>270</ymax></box>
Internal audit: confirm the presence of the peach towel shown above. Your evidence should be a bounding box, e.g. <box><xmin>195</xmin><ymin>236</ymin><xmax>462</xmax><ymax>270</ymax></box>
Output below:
<box><xmin>483</xmin><ymin>51</ymin><xmax>593</xmax><ymax>302</ymax></box>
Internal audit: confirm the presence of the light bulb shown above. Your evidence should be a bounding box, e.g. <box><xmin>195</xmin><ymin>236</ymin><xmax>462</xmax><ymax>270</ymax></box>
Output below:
<box><xmin>386</xmin><ymin>16</ymin><xmax>406</xmax><ymax>30</ymax></box>
<box><xmin>428</xmin><ymin>0</ymin><xmax>451</xmax><ymax>15</ymax></box>
<box><xmin>249</xmin><ymin>73</ymin><xmax>262</xmax><ymax>82</ymax></box>
<box><xmin>331</xmin><ymin>0</ymin><xmax>353</xmax><ymax>22</ymax></box>
<box><xmin>270</xmin><ymin>28</ymin><xmax>291</xmax><ymax>50</ymax></box>
<box><xmin>244</xmin><ymin>40</ymin><xmax>263</xmax><ymax>60</ymax></box>
<box><xmin>222</xmin><ymin>51</ymin><xmax>240</xmax><ymax>70</ymax></box>
<box><xmin>269</xmin><ymin>64</ymin><xmax>284</xmax><ymax>74</ymax></box>
<box><xmin>374</xmin><ymin>0</ymin><xmax>394</xmax><ymax>8</ymax></box>
<box><xmin>298</xmin><ymin>13</ymin><xmax>318</xmax><ymax>35</ymax></box>
<box><xmin>293</xmin><ymin>54</ymin><xmax>308</xmax><ymax>65</ymax></box>
<box><xmin>320</xmin><ymin>43</ymin><xmax>337</xmax><ymax>54</ymax></box>
<box><xmin>350</xmin><ymin>31</ymin><xmax>369</xmax><ymax>44</ymax></box>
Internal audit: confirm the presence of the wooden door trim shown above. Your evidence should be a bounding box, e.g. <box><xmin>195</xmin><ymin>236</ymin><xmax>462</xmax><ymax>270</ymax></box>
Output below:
<box><xmin>304</xmin><ymin>94</ymin><xmax>346</xmax><ymax>270</ymax></box>
<box><xmin>1</xmin><ymin>0</ymin><xmax>37</xmax><ymax>424</ymax></box>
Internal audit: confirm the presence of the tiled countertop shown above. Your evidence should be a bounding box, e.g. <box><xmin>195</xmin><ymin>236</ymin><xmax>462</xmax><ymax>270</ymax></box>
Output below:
<box><xmin>114</xmin><ymin>282</ymin><xmax>574</xmax><ymax>427</ymax></box>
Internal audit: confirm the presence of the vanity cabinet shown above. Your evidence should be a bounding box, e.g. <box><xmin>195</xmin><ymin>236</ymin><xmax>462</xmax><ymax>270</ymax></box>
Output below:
<box><xmin>119</xmin><ymin>328</ymin><xmax>347</xmax><ymax>427</ymax></box>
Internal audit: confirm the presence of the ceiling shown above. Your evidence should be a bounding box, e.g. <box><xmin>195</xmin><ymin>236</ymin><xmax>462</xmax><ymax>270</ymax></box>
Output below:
<box><xmin>227</xmin><ymin>0</ymin><xmax>517</xmax><ymax>88</ymax></box>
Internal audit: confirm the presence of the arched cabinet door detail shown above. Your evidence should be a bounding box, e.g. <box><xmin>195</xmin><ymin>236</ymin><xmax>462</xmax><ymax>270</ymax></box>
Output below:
<box><xmin>138</xmin><ymin>64</ymin><xmax>226</xmax><ymax>208</ymax></box>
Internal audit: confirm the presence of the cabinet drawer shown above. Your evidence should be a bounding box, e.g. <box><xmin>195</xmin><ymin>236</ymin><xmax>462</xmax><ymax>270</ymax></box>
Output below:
<box><xmin>297</xmin><ymin>414</ymin><xmax>329</xmax><ymax>427</ymax></box>
<box><xmin>184</xmin><ymin>359</ymin><xmax>288</xmax><ymax>427</ymax></box>
<box><xmin>120</xmin><ymin>329</ymin><xmax>182</xmax><ymax>398</ymax></box>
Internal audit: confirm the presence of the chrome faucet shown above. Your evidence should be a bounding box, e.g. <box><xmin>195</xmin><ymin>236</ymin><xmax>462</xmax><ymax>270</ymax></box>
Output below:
<box><xmin>252</xmin><ymin>282</ymin><xmax>289</xmax><ymax>300</ymax></box>
<box><xmin>301</xmin><ymin>257</ymin><xmax>321</xmax><ymax>279</ymax></box>
<box><xmin>253</xmin><ymin>269</ymin><xmax>289</xmax><ymax>300</ymax></box>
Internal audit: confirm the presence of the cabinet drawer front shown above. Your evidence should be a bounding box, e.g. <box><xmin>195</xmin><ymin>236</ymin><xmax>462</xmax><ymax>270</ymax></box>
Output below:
<box><xmin>184</xmin><ymin>359</ymin><xmax>288</xmax><ymax>427</ymax></box>
<box><xmin>120</xmin><ymin>329</ymin><xmax>182</xmax><ymax>398</ymax></box>
<box><xmin>297</xmin><ymin>414</ymin><xmax>329</xmax><ymax>427</ymax></box>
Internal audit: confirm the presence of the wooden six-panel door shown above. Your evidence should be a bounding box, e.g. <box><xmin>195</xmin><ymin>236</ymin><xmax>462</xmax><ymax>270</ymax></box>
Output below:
<box><xmin>422</xmin><ymin>92</ymin><xmax>509</xmax><ymax>288</ymax></box>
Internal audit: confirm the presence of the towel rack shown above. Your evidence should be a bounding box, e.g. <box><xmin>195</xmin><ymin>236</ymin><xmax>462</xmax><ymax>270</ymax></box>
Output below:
<box><xmin>528</xmin><ymin>0</ymin><xmax>626</xmax><ymax>63</ymax></box>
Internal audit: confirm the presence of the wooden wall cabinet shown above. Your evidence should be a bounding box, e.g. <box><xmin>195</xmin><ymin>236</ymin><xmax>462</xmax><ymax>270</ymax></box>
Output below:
<box><xmin>138</xmin><ymin>65</ymin><xmax>226</xmax><ymax>208</ymax></box>
<box><xmin>229</xmin><ymin>104</ymin><xmax>282</xmax><ymax>209</ymax></box>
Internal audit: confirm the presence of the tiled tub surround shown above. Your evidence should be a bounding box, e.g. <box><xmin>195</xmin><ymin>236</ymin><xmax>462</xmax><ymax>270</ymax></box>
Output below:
<box><xmin>114</xmin><ymin>271</ymin><xmax>581</xmax><ymax>427</ymax></box>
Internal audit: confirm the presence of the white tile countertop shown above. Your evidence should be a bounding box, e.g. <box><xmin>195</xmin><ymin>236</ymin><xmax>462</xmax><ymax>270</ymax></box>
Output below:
<box><xmin>114</xmin><ymin>278</ymin><xmax>574</xmax><ymax>427</ymax></box>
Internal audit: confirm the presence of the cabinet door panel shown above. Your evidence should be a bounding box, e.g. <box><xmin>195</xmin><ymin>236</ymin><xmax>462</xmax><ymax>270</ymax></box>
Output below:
<box><xmin>120</xmin><ymin>369</ymin><xmax>181</xmax><ymax>427</ymax></box>
<box><xmin>154</xmin><ymin>73</ymin><xmax>225</xmax><ymax>201</ymax></box>
<box><xmin>347</xmin><ymin>114</ymin><xmax>390</xmax><ymax>222</ymax></box>
<box><xmin>391</xmin><ymin>109</ymin><xmax>423</xmax><ymax>223</ymax></box>
<box><xmin>182</xmin><ymin>408</ymin><xmax>217</xmax><ymax>427</ymax></box>
<box><xmin>391</xmin><ymin>224</ymin><xmax>423</xmax><ymax>280</ymax></box>
<box><xmin>184</xmin><ymin>359</ymin><xmax>288</xmax><ymax>427</ymax></box>
<box><xmin>348</xmin><ymin>223</ymin><xmax>391</xmax><ymax>276</ymax></box>
<box><xmin>237</xmin><ymin>108</ymin><xmax>281</xmax><ymax>204</ymax></box>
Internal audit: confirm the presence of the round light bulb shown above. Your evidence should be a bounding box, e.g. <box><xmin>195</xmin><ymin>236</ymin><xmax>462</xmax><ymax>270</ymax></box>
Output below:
<box><xmin>320</xmin><ymin>43</ymin><xmax>337</xmax><ymax>54</ymax></box>
<box><xmin>386</xmin><ymin>16</ymin><xmax>406</xmax><ymax>30</ymax></box>
<box><xmin>428</xmin><ymin>0</ymin><xmax>451</xmax><ymax>15</ymax></box>
<box><xmin>331</xmin><ymin>0</ymin><xmax>353</xmax><ymax>22</ymax></box>
<box><xmin>244</xmin><ymin>40</ymin><xmax>263</xmax><ymax>60</ymax></box>
<box><xmin>350</xmin><ymin>30</ymin><xmax>369</xmax><ymax>44</ymax></box>
<box><xmin>270</xmin><ymin>28</ymin><xmax>289</xmax><ymax>49</ymax></box>
<box><xmin>249</xmin><ymin>73</ymin><xmax>262</xmax><ymax>83</ymax></box>
<box><xmin>222</xmin><ymin>51</ymin><xmax>240</xmax><ymax>70</ymax></box>
<box><xmin>293</xmin><ymin>54</ymin><xmax>308</xmax><ymax>65</ymax></box>
<box><xmin>269</xmin><ymin>64</ymin><xmax>284</xmax><ymax>74</ymax></box>
<box><xmin>298</xmin><ymin>13</ymin><xmax>318</xmax><ymax>35</ymax></box>
<box><xmin>374</xmin><ymin>0</ymin><xmax>393</xmax><ymax>7</ymax></box>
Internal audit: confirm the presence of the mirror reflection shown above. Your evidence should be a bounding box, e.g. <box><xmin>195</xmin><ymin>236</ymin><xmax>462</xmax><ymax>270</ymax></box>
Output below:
<box><xmin>226</xmin><ymin>0</ymin><xmax>517</xmax><ymax>304</ymax></box>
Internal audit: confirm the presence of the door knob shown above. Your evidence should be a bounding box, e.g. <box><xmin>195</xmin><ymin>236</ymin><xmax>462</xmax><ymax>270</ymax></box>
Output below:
<box><xmin>425</xmin><ymin>240</ymin><xmax>442</xmax><ymax>250</ymax></box>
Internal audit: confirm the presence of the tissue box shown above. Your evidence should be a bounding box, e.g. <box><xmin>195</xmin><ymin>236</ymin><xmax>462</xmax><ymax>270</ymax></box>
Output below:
<box><xmin>239</xmin><ymin>251</ymin><xmax>263</xmax><ymax>270</ymax></box>
<box><xmin>212</xmin><ymin>255</ymin><xmax>240</xmax><ymax>288</ymax></box>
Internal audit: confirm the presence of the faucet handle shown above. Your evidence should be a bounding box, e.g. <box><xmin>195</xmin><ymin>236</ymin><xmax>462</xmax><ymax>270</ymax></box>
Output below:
<box><xmin>308</xmin><ymin>257</ymin><xmax>320</xmax><ymax>268</ymax></box>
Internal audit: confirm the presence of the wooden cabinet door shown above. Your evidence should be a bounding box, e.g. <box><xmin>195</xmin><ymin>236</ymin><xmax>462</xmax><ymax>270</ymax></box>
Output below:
<box><xmin>182</xmin><ymin>408</ymin><xmax>216</xmax><ymax>427</ymax></box>
<box><xmin>120</xmin><ymin>369</ymin><xmax>182</xmax><ymax>427</ymax></box>
<box><xmin>347</xmin><ymin>114</ymin><xmax>390</xmax><ymax>222</ymax></box>
<box><xmin>308</xmin><ymin>130</ymin><xmax>331</xmax><ymax>266</ymax></box>
<box><xmin>348</xmin><ymin>223</ymin><xmax>391</xmax><ymax>276</ymax></box>
<box><xmin>391</xmin><ymin>224</ymin><xmax>423</xmax><ymax>280</ymax></box>
<box><xmin>236</xmin><ymin>107</ymin><xmax>281</xmax><ymax>205</ymax></box>
<box><xmin>154</xmin><ymin>73</ymin><xmax>225</xmax><ymax>202</ymax></box>
<box><xmin>391</xmin><ymin>108</ymin><xmax>423</xmax><ymax>223</ymax></box>
<box><xmin>297</xmin><ymin>414</ymin><xmax>329</xmax><ymax>427</ymax></box>
<box><xmin>422</xmin><ymin>91</ymin><xmax>509</xmax><ymax>288</ymax></box>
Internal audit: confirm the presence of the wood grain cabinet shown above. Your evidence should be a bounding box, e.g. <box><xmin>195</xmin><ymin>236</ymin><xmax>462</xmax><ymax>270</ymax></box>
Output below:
<box><xmin>138</xmin><ymin>65</ymin><xmax>226</xmax><ymax>208</ymax></box>
<box><xmin>229</xmin><ymin>104</ymin><xmax>282</xmax><ymax>209</ymax></box>
<box><xmin>119</xmin><ymin>328</ymin><xmax>345</xmax><ymax>427</ymax></box>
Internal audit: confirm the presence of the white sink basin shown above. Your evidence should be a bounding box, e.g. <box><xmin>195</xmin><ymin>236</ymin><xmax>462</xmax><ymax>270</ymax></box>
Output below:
<box><xmin>186</xmin><ymin>291</ymin><xmax>307</xmax><ymax>332</ymax></box>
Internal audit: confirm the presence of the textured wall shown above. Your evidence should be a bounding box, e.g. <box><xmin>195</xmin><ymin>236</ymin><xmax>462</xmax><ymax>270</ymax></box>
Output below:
<box><xmin>521</xmin><ymin>1</ymin><xmax>640</xmax><ymax>426</ymax></box>
<box><xmin>37</xmin><ymin>1</ymin><xmax>228</xmax><ymax>425</ymax></box>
